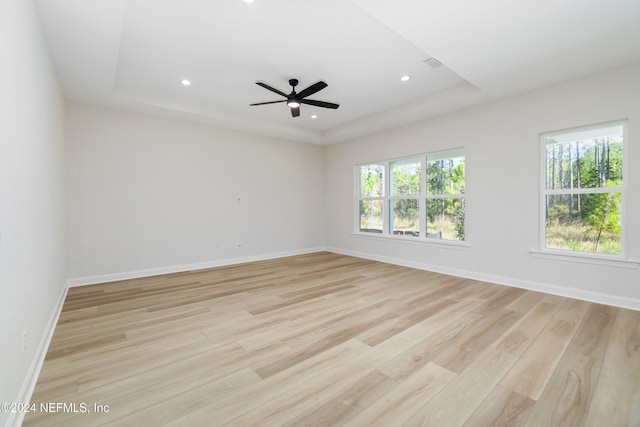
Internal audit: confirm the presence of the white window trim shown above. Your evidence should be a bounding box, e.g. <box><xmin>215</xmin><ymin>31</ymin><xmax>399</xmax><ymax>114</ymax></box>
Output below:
<box><xmin>538</xmin><ymin>120</ymin><xmax>630</xmax><ymax>263</ymax></box>
<box><xmin>351</xmin><ymin>230</ymin><xmax>471</xmax><ymax>249</ymax></box>
<box><xmin>529</xmin><ymin>248</ymin><xmax>639</xmax><ymax>268</ymax></box>
<box><xmin>355</xmin><ymin>149</ymin><xmax>466</xmax><ymax>246</ymax></box>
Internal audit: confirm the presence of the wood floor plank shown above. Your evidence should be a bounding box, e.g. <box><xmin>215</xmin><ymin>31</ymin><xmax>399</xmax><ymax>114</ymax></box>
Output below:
<box><xmin>223</xmin><ymin>336</ymin><xmax>412</xmax><ymax>427</ymax></box>
<box><xmin>344</xmin><ymin>362</ymin><xmax>456</xmax><ymax>427</ymax></box>
<box><xmin>103</xmin><ymin>367</ymin><xmax>262</xmax><ymax>427</ymax></box>
<box><xmin>523</xmin><ymin>351</ymin><xmax>600</xmax><ymax>427</ymax></box>
<box><xmin>44</xmin><ymin>331</ymin><xmax>127</xmax><ymax>360</ymax></box>
<box><xmin>431</xmin><ymin>307</ymin><xmax>523</xmax><ymax>373</ymax></box>
<box><xmin>567</xmin><ymin>303</ymin><xmax>617</xmax><ymax>360</ymax></box>
<box><xmin>219</xmin><ymin>349</ymin><xmax>390</xmax><ymax>426</ymax></box>
<box><xmin>584</xmin><ymin>308</ymin><xmax>640</xmax><ymax>427</ymax></box>
<box><xmin>29</xmin><ymin>341</ymin><xmax>287</xmax><ymax>426</ymax></box>
<box><xmin>32</xmin><ymin>329</ymin><xmax>210</xmax><ymax>402</ymax></box>
<box><xmin>494</xmin><ymin>300</ymin><xmax>562</xmax><ymax>357</ymax></box>
<box><xmin>403</xmin><ymin>348</ymin><xmax>517</xmax><ymax>427</ymax></box>
<box><xmin>22</xmin><ymin>252</ymin><xmax>640</xmax><ymax>427</ymax></box>
<box><xmin>162</xmin><ymin>339</ymin><xmax>372</xmax><ymax>426</ymax></box>
<box><xmin>251</xmin><ymin>298</ymin><xmax>401</xmax><ymax>379</ymax></box>
<box><xmin>75</xmin><ymin>339</ymin><xmax>245</xmax><ymax>394</ymax></box>
<box><xmin>359</xmin><ymin>297</ymin><xmax>459</xmax><ymax>347</ymax></box>
<box><xmin>554</xmin><ymin>298</ymin><xmax>591</xmax><ymax>323</ymax></box>
<box><xmin>377</xmin><ymin>309</ymin><xmax>482</xmax><ymax>382</ymax></box>
<box><xmin>472</xmin><ymin>286</ymin><xmax>528</xmax><ymax>315</ymax></box>
<box><xmin>236</xmin><ymin>293</ymin><xmax>373</xmax><ymax>352</ymax></box>
<box><xmin>463</xmin><ymin>385</ymin><xmax>535</xmax><ymax>427</ymax></box>
<box><xmin>499</xmin><ymin>318</ymin><xmax>578</xmax><ymax>400</ymax></box>
<box><xmin>238</xmin><ymin>334</ymin><xmax>417</xmax><ymax>427</ymax></box>
<box><xmin>280</xmin><ymin>370</ymin><xmax>398</xmax><ymax>427</ymax></box>
<box><xmin>35</xmin><ymin>328</ymin><xmax>208</xmax><ymax>386</ymax></box>
<box><xmin>506</xmin><ymin>291</ymin><xmax>547</xmax><ymax>313</ymax></box>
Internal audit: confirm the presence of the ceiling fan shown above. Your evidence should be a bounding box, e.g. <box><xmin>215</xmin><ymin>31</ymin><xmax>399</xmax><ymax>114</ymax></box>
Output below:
<box><xmin>250</xmin><ymin>79</ymin><xmax>339</xmax><ymax>117</ymax></box>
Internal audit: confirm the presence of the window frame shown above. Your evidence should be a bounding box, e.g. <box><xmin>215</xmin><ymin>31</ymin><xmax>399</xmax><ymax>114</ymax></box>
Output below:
<box><xmin>355</xmin><ymin>149</ymin><xmax>467</xmax><ymax>246</ymax></box>
<box><xmin>539</xmin><ymin>120</ymin><xmax>628</xmax><ymax>259</ymax></box>
<box><xmin>356</xmin><ymin>163</ymin><xmax>385</xmax><ymax>234</ymax></box>
<box><xmin>389</xmin><ymin>157</ymin><xmax>422</xmax><ymax>237</ymax></box>
<box><xmin>425</xmin><ymin>150</ymin><xmax>466</xmax><ymax>240</ymax></box>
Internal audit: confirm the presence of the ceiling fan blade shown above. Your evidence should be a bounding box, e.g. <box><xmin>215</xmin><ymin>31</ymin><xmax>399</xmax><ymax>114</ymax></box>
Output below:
<box><xmin>256</xmin><ymin>82</ymin><xmax>288</xmax><ymax>98</ymax></box>
<box><xmin>300</xmin><ymin>99</ymin><xmax>340</xmax><ymax>109</ymax></box>
<box><xmin>291</xmin><ymin>106</ymin><xmax>300</xmax><ymax>117</ymax></box>
<box><xmin>250</xmin><ymin>100</ymin><xmax>287</xmax><ymax>106</ymax></box>
<box><xmin>296</xmin><ymin>81</ymin><xmax>328</xmax><ymax>99</ymax></box>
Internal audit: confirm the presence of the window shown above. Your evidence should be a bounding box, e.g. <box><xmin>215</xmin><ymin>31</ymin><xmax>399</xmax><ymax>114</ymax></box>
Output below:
<box><xmin>390</xmin><ymin>158</ymin><xmax>421</xmax><ymax>237</ymax></box>
<box><xmin>358</xmin><ymin>163</ymin><xmax>384</xmax><ymax>233</ymax></box>
<box><xmin>541</xmin><ymin>122</ymin><xmax>626</xmax><ymax>256</ymax></box>
<box><xmin>356</xmin><ymin>150</ymin><xmax>465</xmax><ymax>242</ymax></box>
<box><xmin>426</xmin><ymin>151</ymin><xmax>465</xmax><ymax>240</ymax></box>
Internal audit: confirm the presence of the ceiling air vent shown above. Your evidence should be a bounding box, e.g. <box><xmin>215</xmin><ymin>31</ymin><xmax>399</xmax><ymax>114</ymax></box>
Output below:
<box><xmin>423</xmin><ymin>57</ymin><xmax>442</xmax><ymax>69</ymax></box>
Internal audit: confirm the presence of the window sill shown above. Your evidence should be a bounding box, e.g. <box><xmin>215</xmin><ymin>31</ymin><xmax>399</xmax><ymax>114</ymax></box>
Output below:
<box><xmin>530</xmin><ymin>249</ymin><xmax>640</xmax><ymax>269</ymax></box>
<box><xmin>351</xmin><ymin>232</ymin><xmax>471</xmax><ymax>250</ymax></box>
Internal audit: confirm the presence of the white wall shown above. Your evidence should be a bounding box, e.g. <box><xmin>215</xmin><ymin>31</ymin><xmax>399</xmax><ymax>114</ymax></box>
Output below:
<box><xmin>0</xmin><ymin>1</ymin><xmax>67</xmax><ymax>425</ymax></box>
<box><xmin>325</xmin><ymin>62</ymin><xmax>640</xmax><ymax>309</ymax></box>
<box><xmin>66</xmin><ymin>103</ymin><xmax>325</xmax><ymax>283</ymax></box>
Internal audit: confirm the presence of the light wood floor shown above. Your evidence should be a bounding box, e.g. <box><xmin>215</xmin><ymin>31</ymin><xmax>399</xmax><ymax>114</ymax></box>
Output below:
<box><xmin>24</xmin><ymin>252</ymin><xmax>640</xmax><ymax>426</ymax></box>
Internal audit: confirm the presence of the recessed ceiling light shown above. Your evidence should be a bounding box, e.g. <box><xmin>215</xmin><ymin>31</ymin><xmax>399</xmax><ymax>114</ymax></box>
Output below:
<box><xmin>181</xmin><ymin>79</ymin><xmax>191</xmax><ymax>86</ymax></box>
<box><xmin>243</xmin><ymin>0</ymin><xmax>255</xmax><ymax>3</ymax></box>
<box><xmin>400</xmin><ymin>75</ymin><xmax>411</xmax><ymax>82</ymax></box>
<box><xmin>311</xmin><ymin>115</ymin><xmax>318</xmax><ymax>119</ymax></box>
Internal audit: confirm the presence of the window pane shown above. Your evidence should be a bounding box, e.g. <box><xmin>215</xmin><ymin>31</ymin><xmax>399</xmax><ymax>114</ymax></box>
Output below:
<box><xmin>359</xmin><ymin>200</ymin><xmax>383</xmax><ymax>233</ymax></box>
<box><xmin>426</xmin><ymin>198</ymin><xmax>465</xmax><ymax>240</ymax></box>
<box><xmin>546</xmin><ymin>193</ymin><xmax>621</xmax><ymax>254</ymax></box>
<box><xmin>390</xmin><ymin>158</ymin><xmax>420</xmax><ymax>196</ymax></box>
<box><xmin>359</xmin><ymin>164</ymin><xmax>384</xmax><ymax>197</ymax></box>
<box><xmin>390</xmin><ymin>199</ymin><xmax>419</xmax><ymax>237</ymax></box>
<box><xmin>545</xmin><ymin>128</ymin><xmax>623</xmax><ymax>191</ymax></box>
<box><xmin>427</xmin><ymin>155</ymin><xmax>465</xmax><ymax>195</ymax></box>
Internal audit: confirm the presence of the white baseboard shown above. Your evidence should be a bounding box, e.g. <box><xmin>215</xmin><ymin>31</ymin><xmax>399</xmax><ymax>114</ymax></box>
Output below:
<box><xmin>66</xmin><ymin>247</ymin><xmax>327</xmax><ymax>287</ymax></box>
<box><xmin>326</xmin><ymin>247</ymin><xmax>640</xmax><ymax>311</ymax></box>
<box><xmin>67</xmin><ymin>245</ymin><xmax>640</xmax><ymax>310</ymax></box>
<box><xmin>6</xmin><ymin>285</ymin><xmax>68</xmax><ymax>427</ymax></box>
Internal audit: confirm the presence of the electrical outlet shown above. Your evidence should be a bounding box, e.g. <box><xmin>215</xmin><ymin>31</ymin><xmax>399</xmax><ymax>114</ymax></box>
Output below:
<box><xmin>22</xmin><ymin>331</ymin><xmax>27</xmax><ymax>352</ymax></box>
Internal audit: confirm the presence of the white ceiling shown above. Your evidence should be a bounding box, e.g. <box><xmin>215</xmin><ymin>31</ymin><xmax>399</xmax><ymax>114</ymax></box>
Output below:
<box><xmin>36</xmin><ymin>0</ymin><xmax>640</xmax><ymax>145</ymax></box>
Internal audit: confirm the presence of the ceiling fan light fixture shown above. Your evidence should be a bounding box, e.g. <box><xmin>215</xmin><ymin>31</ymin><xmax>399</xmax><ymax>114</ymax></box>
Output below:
<box><xmin>250</xmin><ymin>79</ymin><xmax>339</xmax><ymax>117</ymax></box>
